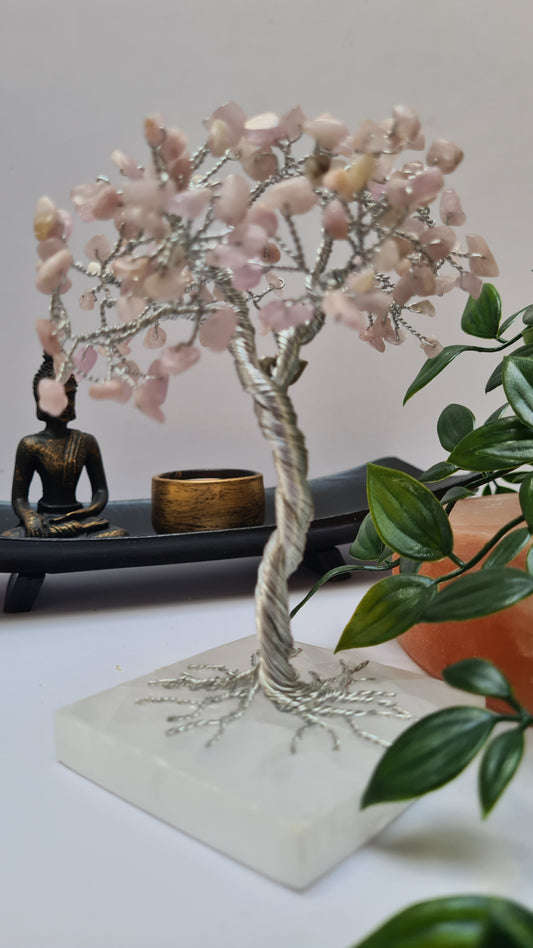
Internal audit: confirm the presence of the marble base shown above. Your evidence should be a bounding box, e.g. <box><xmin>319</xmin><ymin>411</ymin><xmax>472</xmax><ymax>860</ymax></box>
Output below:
<box><xmin>55</xmin><ymin>636</ymin><xmax>470</xmax><ymax>889</ymax></box>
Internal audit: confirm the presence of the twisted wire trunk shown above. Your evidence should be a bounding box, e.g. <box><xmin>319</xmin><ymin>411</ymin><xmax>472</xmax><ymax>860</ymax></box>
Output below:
<box><xmin>228</xmin><ymin>306</ymin><xmax>314</xmax><ymax>696</ymax></box>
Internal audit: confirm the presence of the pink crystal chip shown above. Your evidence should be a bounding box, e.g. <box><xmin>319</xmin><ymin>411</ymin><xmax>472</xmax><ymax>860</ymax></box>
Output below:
<box><xmin>144</xmin><ymin>268</ymin><xmax>187</xmax><ymax>301</ymax></box>
<box><xmin>426</xmin><ymin>139</ymin><xmax>464</xmax><ymax>174</ymax></box>
<box><xmin>35</xmin><ymin>248</ymin><xmax>73</xmax><ymax>294</ymax></box>
<box><xmin>133</xmin><ymin>363</ymin><xmax>168</xmax><ymax>422</ymax></box>
<box><xmin>85</xmin><ymin>234</ymin><xmax>112</xmax><ymax>262</ymax></box>
<box><xmin>35</xmin><ymin>318</ymin><xmax>62</xmax><ymax>356</ymax></box>
<box><xmin>144</xmin><ymin>113</ymin><xmax>166</xmax><ymax>148</ymax></box>
<box><xmin>117</xmin><ymin>295</ymin><xmax>146</xmax><ymax>323</ymax></box>
<box><xmin>74</xmin><ymin>346</ymin><xmax>98</xmax><ymax>375</ymax></box>
<box><xmin>89</xmin><ymin>379</ymin><xmax>132</xmax><ymax>403</ymax></box>
<box><xmin>243</xmin><ymin>112</ymin><xmax>282</xmax><ymax>146</ymax></box>
<box><xmin>304</xmin><ymin>113</ymin><xmax>349</xmax><ymax>150</ymax></box>
<box><xmin>419</xmin><ymin>225</ymin><xmax>456</xmax><ymax>262</ymax></box>
<box><xmin>440</xmin><ymin>188</ymin><xmax>466</xmax><ymax>226</ymax></box>
<box><xmin>199</xmin><ymin>307</ymin><xmax>238</xmax><ymax>351</ymax></box>
<box><xmin>421</xmin><ymin>335</ymin><xmax>444</xmax><ymax>358</ymax></box>
<box><xmin>79</xmin><ymin>290</ymin><xmax>96</xmax><ymax>311</ymax></box>
<box><xmin>143</xmin><ymin>325</ymin><xmax>167</xmax><ymax>349</ymax></box>
<box><xmin>204</xmin><ymin>102</ymin><xmax>246</xmax><ymax>156</ymax></box>
<box><xmin>466</xmin><ymin>234</ymin><xmax>499</xmax><ymax>277</ymax></box>
<box><xmin>262</xmin><ymin>177</ymin><xmax>317</xmax><ymax>215</ymax></box>
<box><xmin>322</xmin><ymin>292</ymin><xmax>366</xmax><ymax>331</ymax></box>
<box><xmin>167</xmin><ymin>189</ymin><xmax>210</xmax><ymax>220</ymax></box>
<box><xmin>323</xmin><ymin>200</ymin><xmax>349</xmax><ymax>239</ymax></box>
<box><xmin>239</xmin><ymin>142</ymin><xmax>278</xmax><ymax>182</ymax></box>
<box><xmin>111</xmin><ymin>149</ymin><xmax>144</xmax><ymax>179</ymax></box>
<box><xmin>159</xmin><ymin>345</ymin><xmax>201</xmax><ymax>375</ymax></box>
<box><xmin>214</xmin><ymin>175</ymin><xmax>250</xmax><ymax>226</ymax></box>
<box><xmin>37</xmin><ymin>378</ymin><xmax>68</xmax><ymax>416</ymax></box>
<box><xmin>458</xmin><ymin>270</ymin><xmax>483</xmax><ymax>299</ymax></box>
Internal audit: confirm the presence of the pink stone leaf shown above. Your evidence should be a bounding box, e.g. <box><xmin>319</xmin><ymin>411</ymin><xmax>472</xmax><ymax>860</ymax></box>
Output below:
<box><xmin>199</xmin><ymin>307</ymin><xmax>238</xmax><ymax>351</ymax></box>
<box><xmin>37</xmin><ymin>378</ymin><xmax>68</xmax><ymax>416</ymax></box>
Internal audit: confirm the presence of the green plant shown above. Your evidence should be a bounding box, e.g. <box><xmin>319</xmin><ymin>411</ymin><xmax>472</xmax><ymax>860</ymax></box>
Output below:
<box><xmin>362</xmin><ymin>658</ymin><xmax>531</xmax><ymax>815</ymax></box>
<box><xmin>349</xmin><ymin>895</ymin><xmax>533</xmax><ymax>948</ymax></box>
<box><xmin>293</xmin><ymin>284</ymin><xmax>533</xmax><ymax>806</ymax></box>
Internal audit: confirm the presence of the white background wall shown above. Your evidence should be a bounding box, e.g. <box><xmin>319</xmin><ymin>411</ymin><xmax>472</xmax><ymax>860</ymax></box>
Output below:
<box><xmin>1</xmin><ymin>0</ymin><xmax>531</xmax><ymax>503</ymax></box>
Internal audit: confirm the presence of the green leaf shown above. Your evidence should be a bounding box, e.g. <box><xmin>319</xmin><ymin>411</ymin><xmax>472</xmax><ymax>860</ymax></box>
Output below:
<box><xmin>289</xmin><ymin>563</ymin><xmax>385</xmax><ymax>621</ymax></box>
<box><xmin>503</xmin><ymin>469</ymin><xmax>533</xmax><ymax>483</ymax></box>
<box><xmin>479</xmin><ymin>729</ymin><xmax>524</xmax><ymax>817</ymax></box>
<box><xmin>349</xmin><ymin>511</ymin><xmax>386</xmax><ymax>561</ymax></box>
<box><xmin>336</xmin><ymin>574</ymin><xmax>435</xmax><ymax>650</ymax></box>
<box><xmin>526</xmin><ymin>545</ymin><xmax>533</xmax><ymax>575</ymax></box>
<box><xmin>440</xmin><ymin>485</ymin><xmax>477</xmax><ymax>503</ymax></box>
<box><xmin>502</xmin><ymin>356</ymin><xmax>533</xmax><ymax>428</ymax></box>
<box><xmin>419</xmin><ymin>461</ymin><xmax>459</xmax><ymax>483</ymax></box>
<box><xmin>399</xmin><ymin>556</ymin><xmax>421</xmax><ymax>574</ymax></box>
<box><xmin>461</xmin><ymin>284</ymin><xmax>501</xmax><ymax>339</ymax></box>
<box><xmin>351</xmin><ymin>896</ymin><xmax>533</xmax><ymax>948</ymax></box>
<box><xmin>361</xmin><ymin>706</ymin><xmax>495</xmax><ymax>806</ymax></box>
<box><xmin>485</xmin><ymin>344</ymin><xmax>533</xmax><ymax>393</ymax></box>
<box><xmin>521</xmin><ymin>304</ymin><xmax>533</xmax><ymax>326</ymax></box>
<box><xmin>404</xmin><ymin>345</ymin><xmax>475</xmax><ymax>404</ymax></box>
<box><xmin>449</xmin><ymin>419</ymin><xmax>533</xmax><ymax>471</ymax></box>
<box><xmin>442</xmin><ymin>658</ymin><xmax>514</xmax><ymax>701</ymax></box>
<box><xmin>421</xmin><ymin>568</ymin><xmax>533</xmax><ymax>622</ymax></box>
<box><xmin>481</xmin><ymin>527</ymin><xmax>530</xmax><ymax>569</ymax></box>
<box><xmin>485</xmin><ymin>403</ymin><xmax>509</xmax><ymax>425</ymax></box>
<box><xmin>437</xmin><ymin>403</ymin><xmax>476</xmax><ymax>451</ymax></box>
<box><xmin>519</xmin><ymin>473</ymin><xmax>533</xmax><ymax>530</ymax></box>
<box><xmin>367</xmin><ymin>464</ymin><xmax>454</xmax><ymax>560</ymax></box>
<box><xmin>522</xmin><ymin>326</ymin><xmax>533</xmax><ymax>345</ymax></box>
<box><xmin>496</xmin><ymin>303</ymin><xmax>533</xmax><ymax>337</ymax></box>
<box><xmin>377</xmin><ymin>544</ymin><xmax>394</xmax><ymax>565</ymax></box>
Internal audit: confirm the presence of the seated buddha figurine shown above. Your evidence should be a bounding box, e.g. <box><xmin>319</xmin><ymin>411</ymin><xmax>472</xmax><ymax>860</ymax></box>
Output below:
<box><xmin>3</xmin><ymin>353</ymin><xmax>127</xmax><ymax>539</ymax></box>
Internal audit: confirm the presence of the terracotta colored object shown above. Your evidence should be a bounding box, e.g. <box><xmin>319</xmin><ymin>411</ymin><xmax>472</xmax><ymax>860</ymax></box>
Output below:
<box><xmin>151</xmin><ymin>469</ymin><xmax>264</xmax><ymax>534</ymax></box>
<box><xmin>399</xmin><ymin>493</ymin><xmax>533</xmax><ymax>712</ymax></box>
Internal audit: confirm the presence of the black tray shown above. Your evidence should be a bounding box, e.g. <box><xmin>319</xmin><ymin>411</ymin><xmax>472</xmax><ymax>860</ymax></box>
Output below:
<box><xmin>0</xmin><ymin>457</ymin><xmax>420</xmax><ymax>613</ymax></box>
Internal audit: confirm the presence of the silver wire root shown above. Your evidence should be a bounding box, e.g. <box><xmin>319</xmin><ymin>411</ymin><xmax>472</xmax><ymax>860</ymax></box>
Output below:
<box><xmin>136</xmin><ymin>653</ymin><xmax>413</xmax><ymax>752</ymax></box>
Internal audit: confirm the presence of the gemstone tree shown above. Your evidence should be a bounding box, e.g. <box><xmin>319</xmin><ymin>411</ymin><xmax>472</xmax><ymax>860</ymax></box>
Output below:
<box><xmin>32</xmin><ymin>103</ymin><xmax>497</xmax><ymax>744</ymax></box>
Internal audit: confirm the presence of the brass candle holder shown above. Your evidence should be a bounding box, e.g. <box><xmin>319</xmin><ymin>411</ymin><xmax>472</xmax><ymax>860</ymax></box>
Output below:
<box><xmin>151</xmin><ymin>468</ymin><xmax>265</xmax><ymax>534</ymax></box>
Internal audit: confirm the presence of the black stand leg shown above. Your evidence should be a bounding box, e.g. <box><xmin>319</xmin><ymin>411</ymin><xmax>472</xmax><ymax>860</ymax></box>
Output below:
<box><xmin>4</xmin><ymin>572</ymin><xmax>46</xmax><ymax>613</ymax></box>
<box><xmin>302</xmin><ymin>545</ymin><xmax>348</xmax><ymax>578</ymax></box>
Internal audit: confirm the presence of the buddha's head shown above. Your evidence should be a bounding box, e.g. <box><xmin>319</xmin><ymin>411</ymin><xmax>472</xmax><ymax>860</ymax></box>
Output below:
<box><xmin>33</xmin><ymin>352</ymin><xmax>77</xmax><ymax>424</ymax></box>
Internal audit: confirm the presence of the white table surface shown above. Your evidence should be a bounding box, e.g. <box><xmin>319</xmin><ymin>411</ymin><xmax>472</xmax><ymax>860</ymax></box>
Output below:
<box><xmin>1</xmin><ymin>552</ymin><xmax>532</xmax><ymax>948</ymax></box>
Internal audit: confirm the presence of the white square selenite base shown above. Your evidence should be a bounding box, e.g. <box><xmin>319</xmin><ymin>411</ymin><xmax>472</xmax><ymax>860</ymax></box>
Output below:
<box><xmin>55</xmin><ymin>636</ymin><xmax>467</xmax><ymax>889</ymax></box>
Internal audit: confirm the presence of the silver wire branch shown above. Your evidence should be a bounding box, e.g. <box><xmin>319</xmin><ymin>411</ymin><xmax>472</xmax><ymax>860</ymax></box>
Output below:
<box><xmin>136</xmin><ymin>655</ymin><xmax>414</xmax><ymax>752</ymax></box>
<box><xmin>270</xmin><ymin>232</ymin><xmax>303</xmax><ymax>267</ymax></box>
<box><xmin>283</xmin><ymin>212</ymin><xmax>307</xmax><ymax>270</ymax></box>
<box><xmin>49</xmin><ymin>290</ymin><xmax>70</xmax><ymax>334</ymax></box>
<box><xmin>199</xmin><ymin>271</ymin><xmax>312</xmax><ymax>692</ymax></box>
<box><xmin>311</xmin><ymin>236</ymin><xmax>334</xmax><ymax>282</ymax></box>
<box><xmin>394</xmin><ymin>311</ymin><xmax>435</xmax><ymax>346</ymax></box>
<box><xmin>190</xmin><ymin>143</ymin><xmax>210</xmax><ymax>172</ymax></box>
<box><xmin>247</xmin><ymin>144</ymin><xmax>301</xmax><ymax>204</ymax></box>
<box><xmin>195</xmin><ymin>151</ymin><xmax>234</xmax><ymax>185</ymax></box>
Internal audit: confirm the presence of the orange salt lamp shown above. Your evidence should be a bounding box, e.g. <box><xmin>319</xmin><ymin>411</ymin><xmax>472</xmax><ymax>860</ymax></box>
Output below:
<box><xmin>399</xmin><ymin>492</ymin><xmax>533</xmax><ymax>712</ymax></box>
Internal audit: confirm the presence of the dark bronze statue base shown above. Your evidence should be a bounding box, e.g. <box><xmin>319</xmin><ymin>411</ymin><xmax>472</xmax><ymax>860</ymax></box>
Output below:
<box><xmin>2</xmin><ymin>520</ymin><xmax>127</xmax><ymax>540</ymax></box>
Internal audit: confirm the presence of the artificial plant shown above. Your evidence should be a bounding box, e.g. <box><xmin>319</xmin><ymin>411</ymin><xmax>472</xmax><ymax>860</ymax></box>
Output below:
<box><xmin>32</xmin><ymin>103</ymin><xmax>496</xmax><ymax>743</ymax></box>
<box><xmin>350</xmin><ymin>894</ymin><xmax>533</xmax><ymax>948</ymax></box>
<box><xmin>303</xmin><ymin>284</ymin><xmax>533</xmax><ymax>807</ymax></box>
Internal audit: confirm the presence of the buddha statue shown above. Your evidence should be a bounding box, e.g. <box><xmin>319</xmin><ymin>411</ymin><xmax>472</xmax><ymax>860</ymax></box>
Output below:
<box><xmin>3</xmin><ymin>353</ymin><xmax>127</xmax><ymax>539</ymax></box>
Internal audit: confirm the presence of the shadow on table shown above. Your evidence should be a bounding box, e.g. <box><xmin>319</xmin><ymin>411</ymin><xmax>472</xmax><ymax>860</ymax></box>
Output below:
<box><xmin>373</xmin><ymin>820</ymin><xmax>511</xmax><ymax>869</ymax></box>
